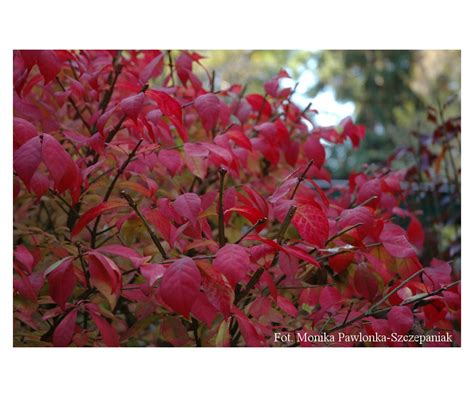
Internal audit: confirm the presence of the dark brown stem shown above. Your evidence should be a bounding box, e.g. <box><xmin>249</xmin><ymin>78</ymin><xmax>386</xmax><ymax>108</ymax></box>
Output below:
<box><xmin>234</xmin><ymin>217</ymin><xmax>267</xmax><ymax>245</ymax></box>
<box><xmin>352</xmin><ymin>195</ymin><xmax>378</xmax><ymax>208</ymax></box>
<box><xmin>217</xmin><ymin>168</ymin><xmax>227</xmax><ymax>247</ymax></box>
<box><xmin>210</xmin><ymin>70</ymin><xmax>216</xmax><ymax>92</ymax></box>
<box><xmin>167</xmin><ymin>50</ymin><xmax>175</xmax><ymax>86</ymax></box>
<box><xmin>120</xmin><ymin>191</ymin><xmax>168</xmax><ymax>259</ymax></box>
<box><xmin>342</xmin><ymin>301</ymin><xmax>354</xmax><ymax>327</ymax></box>
<box><xmin>89</xmin><ymin>167</ymin><xmax>114</xmax><ymax>186</ymax></box>
<box><xmin>326</xmin><ymin>223</ymin><xmax>363</xmax><ymax>244</ymax></box>
<box><xmin>99</xmin><ymin>62</ymin><xmax>122</xmax><ymax>113</ymax></box>
<box><xmin>105</xmin><ymin>114</ymin><xmax>127</xmax><ymax>144</ymax></box>
<box><xmin>90</xmin><ymin>84</ymin><xmax>148</xmax><ymax>165</ymax></box>
<box><xmin>95</xmin><ymin>231</ymin><xmax>121</xmax><ymax>249</ymax></box>
<box><xmin>372</xmin><ymin>268</ymin><xmax>424</xmax><ymax>311</ymax></box>
<box><xmin>290</xmin><ymin>160</ymin><xmax>314</xmax><ymax>199</ymax></box>
<box><xmin>288</xmin><ymin>102</ymin><xmax>312</xmax><ymax>135</ymax></box>
<box><xmin>76</xmin><ymin>244</ymin><xmax>91</xmax><ymax>289</ymax></box>
<box><xmin>160</xmin><ymin>254</ymin><xmax>216</xmax><ymax>264</ymax></box>
<box><xmin>48</xmin><ymin>189</ymin><xmax>92</xmax><ymax>235</ymax></box>
<box><xmin>189</xmin><ymin>176</ymin><xmax>200</xmax><ymax>193</ymax></box>
<box><xmin>191</xmin><ymin>317</ymin><xmax>201</xmax><ymax>347</ymax></box>
<box><xmin>277</xmin><ymin>205</ymin><xmax>297</xmax><ymax>244</ymax></box>
<box><xmin>284</xmin><ymin>82</ymin><xmax>299</xmax><ymax>121</ymax></box>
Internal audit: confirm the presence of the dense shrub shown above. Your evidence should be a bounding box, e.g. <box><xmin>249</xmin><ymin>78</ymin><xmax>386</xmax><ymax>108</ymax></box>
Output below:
<box><xmin>13</xmin><ymin>50</ymin><xmax>460</xmax><ymax>346</ymax></box>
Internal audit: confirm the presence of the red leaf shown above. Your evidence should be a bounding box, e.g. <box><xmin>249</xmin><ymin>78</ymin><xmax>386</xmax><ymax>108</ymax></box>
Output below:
<box><xmin>241</xmin><ymin>185</ymin><xmax>268</xmax><ymax>216</ymax></box>
<box><xmin>422</xmin><ymin>258</ymin><xmax>452</xmax><ymax>291</ymax></box>
<box><xmin>225</xmin><ymin>206</ymin><xmax>264</xmax><ymax>226</ymax></box>
<box><xmin>71</xmin><ymin>200</ymin><xmax>126</xmax><ymax>237</ymax></box>
<box><xmin>356</xmin><ymin>179</ymin><xmax>381</xmax><ymax>207</ymax></box>
<box><xmin>303</xmin><ymin>135</ymin><xmax>326</xmax><ymax>168</ymax></box>
<box><xmin>328</xmin><ymin>251</ymin><xmax>354</xmax><ymax>274</ymax></box>
<box><xmin>292</xmin><ymin>203</ymin><xmax>329</xmax><ymax>248</ymax></box>
<box><xmin>146</xmin><ymin>208</ymin><xmax>175</xmax><ymax>245</ymax></box>
<box><xmin>246</xmin><ymin>94</ymin><xmax>272</xmax><ymax>117</ymax></box>
<box><xmin>269</xmin><ymin>178</ymin><xmax>297</xmax><ymax>204</ymax></box>
<box><xmin>243</xmin><ymin>235</ymin><xmax>283</xmax><ymax>253</ymax></box>
<box><xmin>202</xmin><ymin>142</ymin><xmax>232</xmax><ymax>164</ymax></box>
<box><xmin>190</xmin><ymin>292</ymin><xmax>218</xmax><ymax>327</ymax></box>
<box><xmin>45</xmin><ymin>257</ymin><xmax>76</xmax><ymax>310</ymax></box>
<box><xmin>307</xmin><ymin>179</ymin><xmax>330</xmax><ymax>207</ymax></box>
<box><xmin>38</xmin><ymin>50</ymin><xmax>62</xmax><ymax>83</ymax></box>
<box><xmin>89</xmin><ymin>312</ymin><xmax>120</xmax><ymax>347</ymax></box>
<box><xmin>173</xmin><ymin>193</ymin><xmax>202</xmax><ymax>227</ymax></box>
<box><xmin>340</xmin><ymin>117</ymin><xmax>365</xmax><ymax>148</ymax></box>
<box><xmin>195</xmin><ymin>93</ymin><xmax>220</xmax><ymax>131</ymax></box>
<box><xmin>53</xmin><ymin>309</ymin><xmax>78</xmax><ymax>347</ymax></box>
<box><xmin>264</xmin><ymin>69</ymin><xmax>289</xmax><ymax>97</ymax></box>
<box><xmin>140</xmin><ymin>263</ymin><xmax>166</xmax><ymax>287</ymax></box>
<box><xmin>41</xmin><ymin>134</ymin><xmax>80</xmax><ymax>193</ymax></box>
<box><xmin>160</xmin><ymin>256</ymin><xmax>201</xmax><ymax>317</ymax></box>
<box><xmin>147</xmin><ymin>89</ymin><xmax>182</xmax><ymax>120</ymax></box>
<box><xmin>407</xmin><ymin>216</ymin><xmax>425</xmax><ymax>251</ymax></box>
<box><xmin>14</xmin><ymin>272</ymin><xmax>44</xmax><ymax>302</ymax></box>
<box><xmin>387</xmin><ymin>306</ymin><xmax>414</xmax><ymax>334</ymax></box>
<box><xmin>284</xmin><ymin>245</ymin><xmax>321</xmax><ymax>268</ymax></box>
<box><xmin>226</xmin><ymin>128</ymin><xmax>252</xmax><ymax>151</ymax></box>
<box><xmin>14</xmin><ymin>245</ymin><xmax>35</xmax><ymax>274</ymax></box>
<box><xmin>232</xmin><ymin>306</ymin><xmax>265</xmax><ymax>347</ymax></box>
<box><xmin>184</xmin><ymin>142</ymin><xmax>209</xmax><ymax>179</ymax></box>
<box><xmin>119</xmin><ymin>92</ymin><xmax>145</xmax><ymax>121</ymax></box>
<box><xmin>319</xmin><ymin>286</ymin><xmax>342</xmax><ymax>311</ymax></box>
<box><xmin>96</xmin><ymin>244</ymin><xmax>148</xmax><ymax>268</ymax></box>
<box><xmin>380</xmin><ymin>223</ymin><xmax>417</xmax><ymax>258</ymax></box>
<box><xmin>147</xmin><ymin>89</ymin><xmax>187</xmax><ymax>141</ymax></box>
<box><xmin>197</xmin><ymin>260</ymin><xmax>234</xmax><ymax>317</ymax></box>
<box><xmin>277</xmin><ymin>296</ymin><xmax>298</xmax><ymax>317</ymax></box>
<box><xmin>338</xmin><ymin>206</ymin><xmax>374</xmax><ymax>239</ymax></box>
<box><xmin>29</xmin><ymin>171</ymin><xmax>50</xmax><ymax>198</ymax></box>
<box><xmin>87</xmin><ymin>252</ymin><xmax>122</xmax><ymax>309</ymax></box>
<box><xmin>213</xmin><ymin>244</ymin><xmax>250</xmax><ymax>288</ymax></box>
<box><xmin>13</xmin><ymin>136</ymin><xmax>42</xmax><ymax>187</ymax></box>
<box><xmin>19</xmin><ymin>50</ymin><xmax>64</xmax><ymax>85</ymax></box>
<box><xmin>354</xmin><ymin>265</ymin><xmax>379</xmax><ymax>301</ymax></box>
<box><xmin>392</xmin><ymin>207</ymin><xmax>424</xmax><ymax>250</ymax></box>
<box><xmin>14</xmin><ymin>117</ymin><xmax>38</xmax><ymax>149</ymax></box>
<box><xmin>139</xmin><ymin>53</ymin><xmax>164</xmax><ymax>84</ymax></box>
<box><xmin>158</xmin><ymin>149</ymin><xmax>182</xmax><ymax>176</ymax></box>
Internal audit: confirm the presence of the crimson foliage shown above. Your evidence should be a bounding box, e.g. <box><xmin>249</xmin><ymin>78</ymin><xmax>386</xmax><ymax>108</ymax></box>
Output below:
<box><xmin>13</xmin><ymin>50</ymin><xmax>460</xmax><ymax>347</ymax></box>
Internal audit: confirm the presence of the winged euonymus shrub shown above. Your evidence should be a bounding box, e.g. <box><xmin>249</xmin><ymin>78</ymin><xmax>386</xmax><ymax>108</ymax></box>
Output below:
<box><xmin>13</xmin><ymin>50</ymin><xmax>460</xmax><ymax>347</ymax></box>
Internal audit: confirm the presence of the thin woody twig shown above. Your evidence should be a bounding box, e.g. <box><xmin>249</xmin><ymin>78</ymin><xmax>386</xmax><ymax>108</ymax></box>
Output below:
<box><xmin>56</xmin><ymin>77</ymin><xmax>93</xmax><ymax>134</ymax></box>
<box><xmin>217</xmin><ymin>168</ymin><xmax>227</xmax><ymax>247</ymax></box>
<box><xmin>325</xmin><ymin>268</ymin><xmax>425</xmax><ymax>334</ymax></box>
<box><xmin>167</xmin><ymin>50</ymin><xmax>175</xmax><ymax>86</ymax></box>
<box><xmin>120</xmin><ymin>191</ymin><xmax>168</xmax><ymax>259</ymax></box>
<box><xmin>290</xmin><ymin>160</ymin><xmax>314</xmax><ymax>199</ymax></box>
<box><xmin>234</xmin><ymin>217</ymin><xmax>268</xmax><ymax>245</ymax></box>
<box><xmin>234</xmin><ymin>206</ymin><xmax>296</xmax><ymax>305</ymax></box>
<box><xmin>326</xmin><ymin>223</ymin><xmax>363</xmax><ymax>244</ymax></box>
<box><xmin>90</xmin><ymin>139</ymin><xmax>143</xmax><ymax>248</ymax></box>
